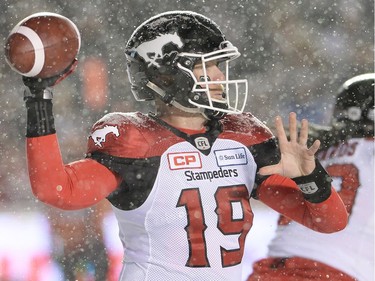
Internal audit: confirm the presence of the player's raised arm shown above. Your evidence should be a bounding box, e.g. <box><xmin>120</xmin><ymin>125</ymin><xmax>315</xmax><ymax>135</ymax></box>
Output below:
<box><xmin>256</xmin><ymin>112</ymin><xmax>348</xmax><ymax>233</ymax></box>
<box><xmin>5</xmin><ymin>13</ymin><xmax>120</xmax><ymax>210</ymax></box>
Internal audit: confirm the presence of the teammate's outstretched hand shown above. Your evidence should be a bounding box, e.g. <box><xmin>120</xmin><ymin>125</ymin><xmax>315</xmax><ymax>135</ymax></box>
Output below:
<box><xmin>259</xmin><ymin>112</ymin><xmax>320</xmax><ymax>178</ymax></box>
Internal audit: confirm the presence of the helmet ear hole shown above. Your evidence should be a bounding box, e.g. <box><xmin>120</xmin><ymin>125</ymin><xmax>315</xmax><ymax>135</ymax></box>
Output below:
<box><xmin>126</xmin><ymin>58</ymin><xmax>154</xmax><ymax>101</ymax></box>
<box><xmin>156</xmin><ymin>75</ymin><xmax>173</xmax><ymax>87</ymax></box>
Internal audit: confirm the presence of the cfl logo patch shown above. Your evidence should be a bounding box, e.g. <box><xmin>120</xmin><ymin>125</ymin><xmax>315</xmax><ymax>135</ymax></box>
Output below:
<box><xmin>168</xmin><ymin>152</ymin><xmax>202</xmax><ymax>170</ymax></box>
<box><xmin>194</xmin><ymin>137</ymin><xmax>210</xmax><ymax>150</ymax></box>
<box><xmin>298</xmin><ymin>182</ymin><xmax>319</xmax><ymax>194</ymax></box>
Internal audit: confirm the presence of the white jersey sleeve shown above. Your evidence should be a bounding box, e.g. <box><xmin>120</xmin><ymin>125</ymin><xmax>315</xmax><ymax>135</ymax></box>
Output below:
<box><xmin>267</xmin><ymin>138</ymin><xmax>374</xmax><ymax>281</ymax></box>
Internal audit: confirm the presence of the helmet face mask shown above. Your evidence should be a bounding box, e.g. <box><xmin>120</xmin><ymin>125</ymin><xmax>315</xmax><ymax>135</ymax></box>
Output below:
<box><xmin>125</xmin><ymin>11</ymin><xmax>248</xmax><ymax>119</ymax></box>
<box><xmin>177</xmin><ymin>41</ymin><xmax>248</xmax><ymax>117</ymax></box>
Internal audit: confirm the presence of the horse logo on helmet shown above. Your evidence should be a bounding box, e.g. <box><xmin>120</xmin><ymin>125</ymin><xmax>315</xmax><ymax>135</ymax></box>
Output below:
<box><xmin>132</xmin><ymin>32</ymin><xmax>183</xmax><ymax>68</ymax></box>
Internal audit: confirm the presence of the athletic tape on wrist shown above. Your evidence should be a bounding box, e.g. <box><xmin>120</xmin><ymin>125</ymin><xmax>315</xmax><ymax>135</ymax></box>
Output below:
<box><xmin>25</xmin><ymin>88</ymin><xmax>56</xmax><ymax>137</ymax></box>
<box><xmin>24</xmin><ymin>87</ymin><xmax>53</xmax><ymax>100</ymax></box>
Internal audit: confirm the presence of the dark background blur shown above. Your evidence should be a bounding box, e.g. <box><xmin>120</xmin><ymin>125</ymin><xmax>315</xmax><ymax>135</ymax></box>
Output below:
<box><xmin>0</xmin><ymin>0</ymin><xmax>373</xmax><ymax>280</ymax></box>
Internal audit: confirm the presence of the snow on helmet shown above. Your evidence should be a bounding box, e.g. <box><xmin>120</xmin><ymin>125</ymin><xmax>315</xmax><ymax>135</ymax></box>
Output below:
<box><xmin>125</xmin><ymin>10</ymin><xmax>248</xmax><ymax>119</ymax></box>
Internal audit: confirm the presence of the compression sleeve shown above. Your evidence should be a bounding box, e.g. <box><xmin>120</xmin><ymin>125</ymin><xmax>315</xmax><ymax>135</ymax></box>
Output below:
<box><xmin>256</xmin><ymin>174</ymin><xmax>348</xmax><ymax>233</ymax></box>
<box><xmin>27</xmin><ymin>134</ymin><xmax>121</xmax><ymax>210</ymax></box>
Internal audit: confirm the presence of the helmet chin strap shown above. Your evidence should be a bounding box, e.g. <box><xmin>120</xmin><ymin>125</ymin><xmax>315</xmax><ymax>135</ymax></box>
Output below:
<box><xmin>173</xmin><ymin>101</ymin><xmax>205</xmax><ymax>115</ymax></box>
<box><xmin>147</xmin><ymin>80</ymin><xmax>204</xmax><ymax>115</ymax></box>
<box><xmin>147</xmin><ymin>80</ymin><xmax>228</xmax><ymax>120</ymax></box>
<box><xmin>172</xmin><ymin>98</ymin><xmax>227</xmax><ymax>120</ymax></box>
<box><xmin>191</xmin><ymin>84</ymin><xmax>228</xmax><ymax>120</ymax></box>
<box><xmin>203</xmin><ymin>103</ymin><xmax>228</xmax><ymax>120</ymax></box>
<box><xmin>146</xmin><ymin>81</ymin><xmax>170</xmax><ymax>104</ymax></box>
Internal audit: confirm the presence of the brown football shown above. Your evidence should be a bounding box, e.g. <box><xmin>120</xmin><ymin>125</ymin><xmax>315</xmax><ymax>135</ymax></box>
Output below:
<box><xmin>4</xmin><ymin>12</ymin><xmax>81</xmax><ymax>78</ymax></box>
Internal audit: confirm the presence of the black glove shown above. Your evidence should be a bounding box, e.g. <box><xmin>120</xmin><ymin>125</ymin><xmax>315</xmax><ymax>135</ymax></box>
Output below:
<box><xmin>23</xmin><ymin>58</ymin><xmax>78</xmax><ymax>100</ymax></box>
<box><xmin>24</xmin><ymin>59</ymin><xmax>78</xmax><ymax>137</ymax></box>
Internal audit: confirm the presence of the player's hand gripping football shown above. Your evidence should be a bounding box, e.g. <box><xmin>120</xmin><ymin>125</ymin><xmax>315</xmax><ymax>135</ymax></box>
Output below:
<box><xmin>259</xmin><ymin>112</ymin><xmax>321</xmax><ymax>178</ymax></box>
<box><xmin>23</xmin><ymin>59</ymin><xmax>78</xmax><ymax>99</ymax></box>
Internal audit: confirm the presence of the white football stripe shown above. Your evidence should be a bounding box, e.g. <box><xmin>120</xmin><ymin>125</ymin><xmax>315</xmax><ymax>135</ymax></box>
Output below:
<box><xmin>14</xmin><ymin>26</ymin><xmax>45</xmax><ymax>77</ymax></box>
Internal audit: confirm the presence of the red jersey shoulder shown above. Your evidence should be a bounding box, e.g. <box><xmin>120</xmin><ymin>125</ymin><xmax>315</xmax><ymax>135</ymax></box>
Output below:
<box><xmin>220</xmin><ymin>112</ymin><xmax>274</xmax><ymax>146</ymax></box>
<box><xmin>86</xmin><ymin>112</ymin><xmax>182</xmax><ymax>158</ymax></box>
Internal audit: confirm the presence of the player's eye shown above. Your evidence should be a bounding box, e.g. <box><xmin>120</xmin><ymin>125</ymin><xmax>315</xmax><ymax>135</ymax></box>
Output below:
<box><xmin>199</xmin><ymin>76</ymin><xmax>211</xmax><ymax>82</ymax></box>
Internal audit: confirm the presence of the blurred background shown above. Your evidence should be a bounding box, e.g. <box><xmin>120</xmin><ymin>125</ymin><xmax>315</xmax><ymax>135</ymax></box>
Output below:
<box><xmin>0</xmin><ymin>0</ymin><xmax>373</xmax><ymax>280</ymax></box>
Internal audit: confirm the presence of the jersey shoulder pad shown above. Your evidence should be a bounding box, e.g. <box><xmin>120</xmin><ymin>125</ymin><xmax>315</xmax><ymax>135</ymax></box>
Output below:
<box><xmin>86</xmin><ymin>112</ymin><xmax>176</xmax><ymax>158</ymax></box>
<box><xmin>220</xmin><ymin>112</ymin><xmax>274</xmax><ymax>145</ymax></box>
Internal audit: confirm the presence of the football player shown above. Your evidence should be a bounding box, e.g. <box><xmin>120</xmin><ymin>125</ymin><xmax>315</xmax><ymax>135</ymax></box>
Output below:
<box><xmin>248</xmin><ymin>73</ymin><xmax>375</xmax><ymax>281</ymax></box>
<box><xmin>22</xmin><ymin>11</ymin><xmax>348</xmax><ymax>281</ymax></box>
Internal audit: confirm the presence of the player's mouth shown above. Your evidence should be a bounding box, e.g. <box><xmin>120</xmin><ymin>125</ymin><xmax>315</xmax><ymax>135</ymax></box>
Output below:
<box><xmin>209</xmin><ymin>85</ymin><xmax>226</xmax><ymax>100</ymax></box>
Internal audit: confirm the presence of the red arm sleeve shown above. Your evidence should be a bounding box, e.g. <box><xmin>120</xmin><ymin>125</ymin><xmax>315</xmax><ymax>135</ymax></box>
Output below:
<box><xmin>257</xmin><ymin>174</ymin><xmax>348</xmax><ymax>233</ymax></box>
<box><xmin>27</xmin><ymin>134</ymin><xmax>121</xmax><ymax>210</ymax></box>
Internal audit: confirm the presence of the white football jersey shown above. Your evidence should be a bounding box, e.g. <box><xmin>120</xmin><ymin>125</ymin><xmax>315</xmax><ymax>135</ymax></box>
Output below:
<box><xmin>267</xmin><ymin>138</ymin><xmax>375</xmax><ymax>281</ymax></box>
<box><xmin>86</xmin><ymin>112</ymin><xmax>277</xmax><ymax>281</ymax></box>
<box><xmin>113</xmin><ymin>138</ymin><xmax>256</xmax><ymax>281</ymax></box>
